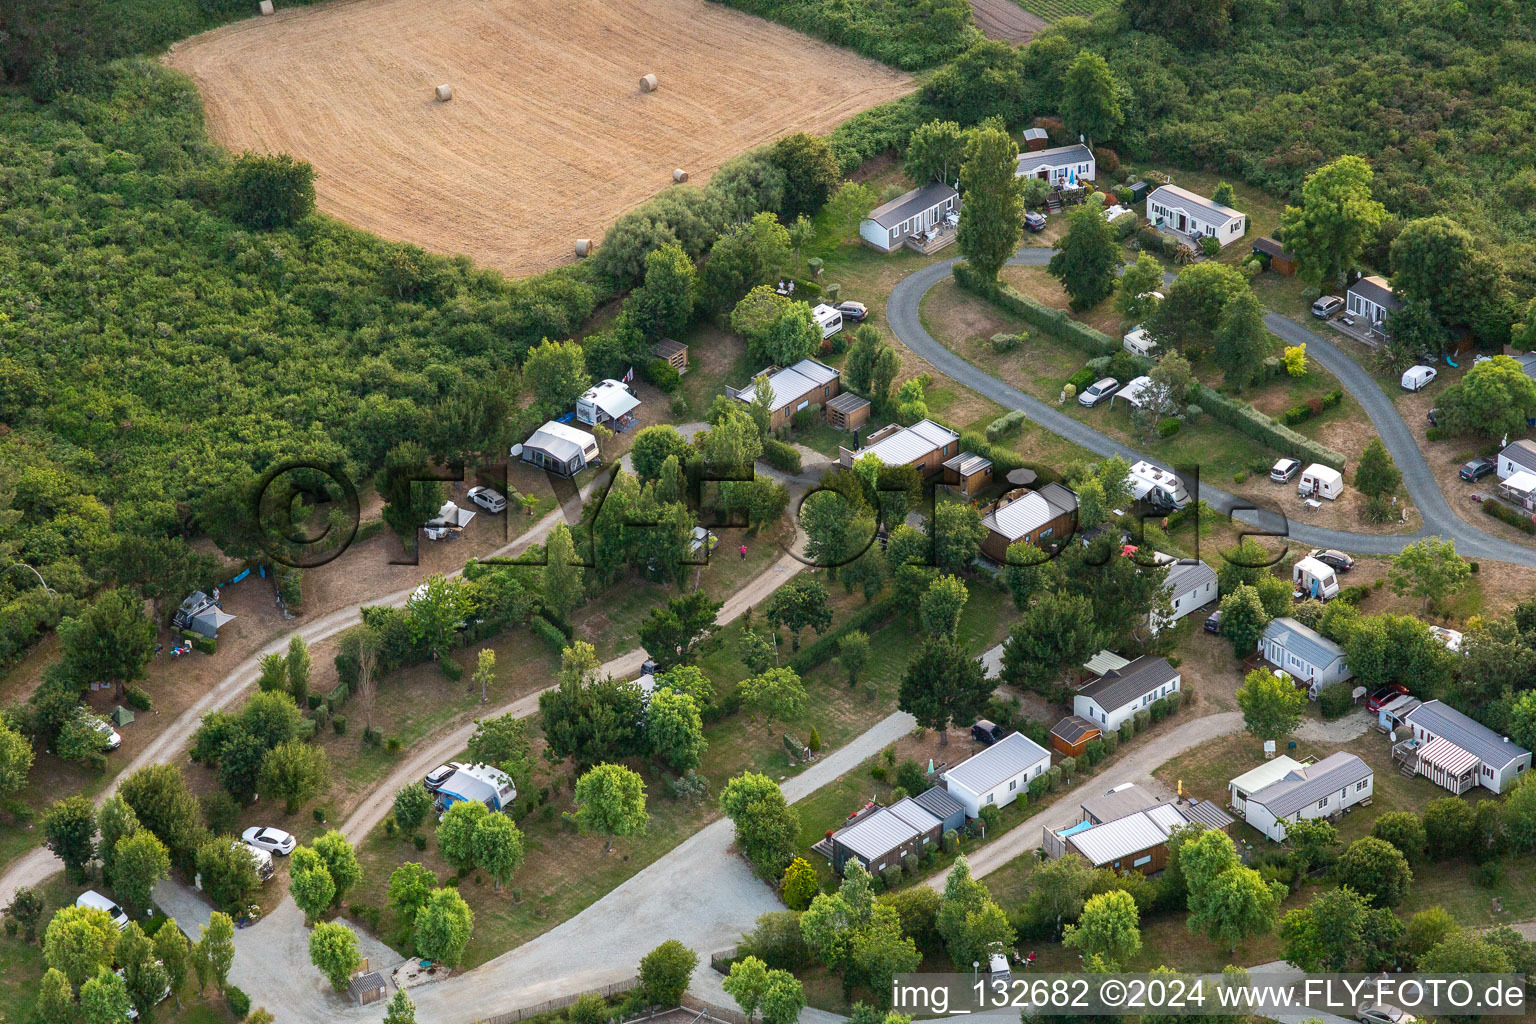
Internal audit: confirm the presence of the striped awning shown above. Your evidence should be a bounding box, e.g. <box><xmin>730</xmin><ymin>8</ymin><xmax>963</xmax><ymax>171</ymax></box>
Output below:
<box><xmin>1419</xmin><ymin>736</ymin><xmax>1479</xmax><ymax>778</ymax></box>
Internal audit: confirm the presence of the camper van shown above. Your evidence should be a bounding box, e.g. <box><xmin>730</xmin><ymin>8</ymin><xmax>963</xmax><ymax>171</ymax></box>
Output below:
<box><xmin>1292</xmin><ymin>556</ymin><xmax>1340</xmax><ymax>601</ymax></box>
<box><xmin>1127</xmin><ymin>460</ymin><xmax>1190</xmax><ymax>510</ymax></box>
<box><xmin>1122</xmin><ymin>327</ymin><xmax>1158</xmax><ymax>358</ymax></box>
<box><xmin>1297</xmin><ymin>464</ymin><xmax>1344</xmax><ymax>501</ymax></box>
<box><xmin>811</xmin><ymin>304</ymin><xmax>844</xmax><ymax>340</ymax></box>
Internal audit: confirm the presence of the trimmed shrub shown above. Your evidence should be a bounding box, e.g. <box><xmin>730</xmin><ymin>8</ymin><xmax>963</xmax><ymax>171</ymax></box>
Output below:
<box><xmin>941</xmin><ymin>829</ymin><xmax>959</xmax><ymax>855</ymax></box>
<box><xmin>1318</xmin><ymin>683</ymin><xmax>1353</xmax><ymax>720</ymax></box>
<box><xmin>1200</xmin><ymin>236</ymin><xmax>1222</xmax><ymax>258</ymax></box>
<box><xmin>986</xmin><ymin>409</ymin><xmax>1029</xmax><ymax>441</ymax></box>
<box><xmin>332</xmin><ymin>715</ymin><xmax>347</xmax><ymax>735</ymax></box>
<box><xmin>1167</xmin><ymin>690</ymin><xmax>1185</xmax><ymax>713</ymax></box>
<box><xmin>1067</xmin><ymin>368</ymin><xmax>1097</xmax><ymax>393</ymax></box>
<box><xmin>1109</xmin><ymin>211</ymin><xmax>1138</xmax><ymax>240</ymax></box>
<box><xmin>978</xmin><ymin>805</ymin><xmax>1002</xmax><ymax>831</ymax></box>
<box><xmin>1118</xmin><ymin>720</ymin><xmax>1133</xmax><ymax>743</ymax></box>
<box><xmin>761</xmin><ymin>437</ymin><xmax>802</xmax><ymax>474</ymax></box>
<box><xmin>1058</xmin><ymin>756</ymin><xmax>1077</xmax><ymax>778</ymax></box>
<box><xmin>1083</xmin><ymin>738</ymin><xmax>1106</xmax><ymax>765</ymax></box>
<box><xmin>1338</xmin><ymin>584</ymin><xmax>1372</xmax><ymax>605</ymax></box>
<box><xmin>1149</xmin><ymin>697</ymin><xmax>1170</xmax><ymax>722</ymax></box>
<box><xmin>1102</xmin><ymin>731</ymin><xmax>1119</xmax><ymax>755</ymax></box>
<box><xmin>1156</xmin><ymin>417</ymin><xmax>1181</xmax><ymax>438</ymax></box>
<box><xmin>124</xmin><ymin>685</ymin><xmax>154</xmax><ymax>711</ymax></box>
<box><xmin>902</xmin><ymin>853</ymin><xmax>919</xmax><ymax>874</ymax></box>
<box><xmin>1483</xmin><ymin>500</ymin><xmax>1536</xmax><ymax>533</ymax></box>
<box><xmin>530</xmin><ymin>614</ymin><xmax>567</xmax><ymax>653</ymax></box>
<box><xmin>991</xmin><ymin>332</ymin><xmax>1022</xmax><ymax>353</ymax></box>
<box><xmin>1132</xmin><ymin>709</ymin><xmax>1150</xmax><ymax>733</ymax></box>
<box><xmin>1046</xmin><ymin>764</ymin><xmax>1063</xmax><ymax>791</ymax></box>
<box><xmin>642</xmin><ymin>358</ymin><xmax>681</xmax><ymax>393</ymax></box>
<box><xmin>1190</xmin><ymin>382</ymin><xmax>1346</xmax><ymax>470</ymax></box>
<box><xmin>227</xmin><ymin>986</ymin><xmax>251</xmax><ymax>1019</ymax></box>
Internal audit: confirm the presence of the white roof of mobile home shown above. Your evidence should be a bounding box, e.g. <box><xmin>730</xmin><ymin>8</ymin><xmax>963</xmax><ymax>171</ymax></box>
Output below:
<box><xmin>580</xmin><ymin>379</ymin><xmax>640</xmax><ymax>419</ymax></box>
<box><xmin>858</xmin><ymin>419</ymin><xmax>959</xmax><ymax>466</ymax></box>
<box><xmin>1404</xmin><ymin>700</ymin><xmax>1530</xmax><ymax>769</ymax></box>
<box><xmin>1230</xmin><ymin>755</ymin><xmax>1306</xmax><ymax>796</ymax></box>
<box><xmin>943</xmin><ymin>732</ymin><xmax>1051</xmax><ymax>794</ymax></box>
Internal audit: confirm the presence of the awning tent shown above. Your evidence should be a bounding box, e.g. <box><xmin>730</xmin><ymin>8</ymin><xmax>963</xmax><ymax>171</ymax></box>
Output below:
<box><xmin>436</xmin><ymin>769</ymin><xmax>498</xmax><ymax>809</ymax></box>
<box><xmin>427</xmin><ymin>500</ymin><xmax>476</xmax><ymax>529</ymax></box>
<box><xmin>1419</xmin><ymin>736</ymin><xmax>1479</xmax><ymax>778</ymax></box>
<box><xmin>188</xmin><ymin>605</ymin><xmax>236</xmax><ymax>638</ymax></box>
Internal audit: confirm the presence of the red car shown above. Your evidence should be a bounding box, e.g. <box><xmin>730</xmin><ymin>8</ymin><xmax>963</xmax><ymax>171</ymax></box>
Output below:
<box><xmin>1366</xmin><ymin>684</ymin><xmax>1409</xmax><ymax>712</ymax></box>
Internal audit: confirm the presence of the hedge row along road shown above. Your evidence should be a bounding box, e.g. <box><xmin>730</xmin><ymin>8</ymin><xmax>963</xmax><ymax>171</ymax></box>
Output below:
<box><xmin>886</xmin><ymin>246</ymin><xmax>1536</xmax><ymax>568</ymax></box>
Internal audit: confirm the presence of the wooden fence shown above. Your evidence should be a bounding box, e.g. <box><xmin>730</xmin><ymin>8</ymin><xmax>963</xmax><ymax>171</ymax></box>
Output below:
<box><xmin>478</xmin><ymin>977</ymin><xmax>641</xmax><ymax>1024</ymax></box>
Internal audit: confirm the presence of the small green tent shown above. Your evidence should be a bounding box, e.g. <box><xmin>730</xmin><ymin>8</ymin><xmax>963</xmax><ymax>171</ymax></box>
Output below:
<box><xmin>111</xmin><ymin>706</ymin><xmax>134</xmax><ymax>727</ymax></box>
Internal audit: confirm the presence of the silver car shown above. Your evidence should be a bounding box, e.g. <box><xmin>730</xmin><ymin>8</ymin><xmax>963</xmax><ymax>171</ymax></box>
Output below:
<box><xmin>1079</xmin><ymin>377</ymin><xmax>1120</xmax><ymax>408</ymax></box>
<box><xmin>1358</xmin><ymin>1004</ymin><xmax>1415</xmax><ymax>1024</ymax></box>
<box><xmin>1312</xmin><ymin>295</ymin><xmax>1344</xmax><ymax>318</ymax></box>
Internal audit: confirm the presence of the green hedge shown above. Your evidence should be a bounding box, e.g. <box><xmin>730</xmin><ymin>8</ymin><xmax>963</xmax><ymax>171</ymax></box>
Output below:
<box><xmin>985</xmin><ymin>410</ymin><xmax>1029</xmax><ymax>441</ymax></box>
<box><xmin>787</xmin><ymin>594</ymin><xmax>898</xmax><ymax>675</ymax></box>
<box><xmin>1483</xmin><ymin>500</ymin><xmax>1536</xmax><ymax>533</ymax></box>
<box><xmin>1109</xmin><ymin>212</ymin><xmax>1139</xmax><ymax>240</ymax></box>
<box><xmin>529</xmin><ymin>614</ymin><xmax>568</xmax><ymax>655</ymax></box>
<box><xmin>957</xmin><ymin>430</ymin><xmax>1061</xmax><ymax>486</ymax></box>
<box><xmin>761</xmin><ymin>438</ymin><xmax>803</xmax><ymax>474</ymax></box>
<box><xmin>1190</xmin><ymin>383</ymin><xmax>1347</xmax><ymax>470</ymax></box>
<box><xmin>953</xmin><ymin>262</ymin><xmax>1119</xmax><ymax>358</ymax></box>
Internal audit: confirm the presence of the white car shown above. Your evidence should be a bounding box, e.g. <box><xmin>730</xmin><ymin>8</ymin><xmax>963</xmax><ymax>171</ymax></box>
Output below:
<box><xmin>1269</xmin><ymin>458</ymin><xmax>1300</xmax><ymax>483</ymax></box>
<box><xmin>1078</xmin><ymin>377</ymin><xmax>1120</xmax><ymax>408</ymax></box>
<box><xmin>424</xmin><ymin>761</ymin><xmax>469</xmax><ymax>792</ymax></box>
<box><xmin>1357</xmin><ymin>1005</ymin><xmax>1415</xmax><ymax>1024</ymax></box>
<box><xmin>241</xmin><ymin>826</ymin><xmax>296</xmax><ymax>856</ymax></box>
<box><xmin>118</xmin><ymin>965</ymin><xmax>171</xmax><ymax>1020</ymax></box>
<box><xmin>77</xmin><ymin>890</ymin><xmax>129</xmax><ymax>931</ymax></box>
<box><xmin>467</xmin><ymin>486</ymin><xmax>507</xmax><ymax>513</ymax></box>
<box><xmin>80</xmin><ymin>710</ymin><xmax>121</xmax><ymax>751</ymax></box>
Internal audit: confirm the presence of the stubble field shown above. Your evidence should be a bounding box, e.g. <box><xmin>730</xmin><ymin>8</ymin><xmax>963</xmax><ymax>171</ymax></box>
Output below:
<box><xmin>167</xmin><ymin>0</ymin><xmax>913</xmax><ymax>276</ymax></box>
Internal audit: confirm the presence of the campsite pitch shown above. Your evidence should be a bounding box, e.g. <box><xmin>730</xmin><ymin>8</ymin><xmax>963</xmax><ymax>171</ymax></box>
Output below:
<box><xmin>168</xmin><ymin>0</ymin><xmax>913</xmax><ymax>277</ymax></box>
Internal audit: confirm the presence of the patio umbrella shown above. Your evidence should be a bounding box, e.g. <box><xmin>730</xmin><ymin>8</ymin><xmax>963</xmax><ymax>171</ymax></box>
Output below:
<box><xmin>1006</xmin><ymin>468</ymin><xmax>1037</xmax><ymax>487</ymax></box>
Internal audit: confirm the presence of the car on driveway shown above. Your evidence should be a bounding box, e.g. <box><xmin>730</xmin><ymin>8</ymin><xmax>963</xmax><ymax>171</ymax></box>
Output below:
<box><xmin>1366</xmin><ymin>684</ymin><xmax>1410</xmax><ymax>712</ymax></box>
<box><xmin>1078</xmin><ymin>377</ymin><xmax>1120</xmax><ymax>408</ymax></box>
<box><xmin>1307</xmin><ymin>548</ymin><xmax>1354</xmax><ymax>572</ymax></box>
<box><xmin>424</xmin><ymin>761</ymin><xmax>469</xmax><ymax>792</ymax></box>
<box><xmin>835</xmin><ymin>301</ymin><xmax>868</xmax><ymax>323</ymax></box>
<box><xmin>1270</xmin><ymin>458</ymin><xmax>1300</xmax><ymax>483</ymax></box>
<box><xmin>1024</xmin><ymin>211</ymin><xmax>1047</xmax><ymax>233</ymax></box>
<box><xmin>1311</xmin><ymin>296</ymin><xmax>1344</xmax><ymax>319</ymax></box>
<box><xmin>1203</xmin><ymin>610</ymin><xmax>1222</xmax><ymax>635</ymax></box>
<box><xmin>241</xmin><ymin>826</ymin><xmax>296</xmax><ymax>856</ymax></box>
<box><xmin>1460</xmin><ymin>457</ymin><xmax>1496</xmax><ymax>482</ymax></box>
<box><xmin>80</xmin><ymin>710</ymin><xmax>121</xmax><ymax>751</ymax></box>
<box><xmin>467</xmin><ymin>486</ymin><xmax>506</xmax><ymax>513</ymax></box>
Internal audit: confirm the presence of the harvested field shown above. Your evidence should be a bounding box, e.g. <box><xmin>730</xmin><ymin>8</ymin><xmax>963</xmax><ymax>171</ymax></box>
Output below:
<box><xmin>167</xmin><ymin>0</ymin><xmax>913</xmax><ymax>277</ymax></box>
<box><xmin>970</xmin><ymin>0</ymin><xmax>1047</xmax><ymax>42</ymax></box>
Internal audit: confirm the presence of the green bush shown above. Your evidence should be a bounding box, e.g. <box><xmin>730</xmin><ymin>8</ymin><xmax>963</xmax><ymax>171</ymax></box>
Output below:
<box><xmin>1150</xmin><ymin>697</ymin><xmax>1170</xmax><ymax>722</ymax></box>
<box><xmin>332</xmin><ymin>715</ymin><xmax>347</xmax><ymax>735</ymax></box>
<box><xmin>124</xmin><ymin>685</ymin><xmax>153</xmax><ymax>711</ymax></box>
<box><xmin>1156</xmin><ymin>417</ymin><xmax>1181</xmax><ymax>438</ymax></box>
<box><xmin>1110</xmin><ymin>211</ymin><xmax>1139</xmax><ymax>240</ymax></box>
<box><xmin>1137</xmin><ymin>228</ymin><xmax>1167</xmax><ymax>256</ymax></box>
<box><xmin>1133</xmin><ymin>709</ymin><xmax>1151</xmax><ymax>733</ymax></box>
<box><xmin>712</xmin><ymin>0</ymin><xmax>976</xmax><ymax>70</ymax></box>
<box><xmin>978</xmin><ymin>804</ymin><xmax>1003</xmax><ymax>831</ymax></box>
<box><xmin>985</xmin><ymin>409</ymin><xmax>1029</xmax><ymax>441</ymax></box>
<box><xmin>787</xmin><ymin>595</ymin><xmax>897</xmax><ymax>674</ymax></box>
<box><xmin>991</xmin><ymin>332</ymin><xmax>1022</xmax><ymax>353</ymax></box>
<box><xmin>953</xmin><ymin>261</ymin><xmax>1119</xmax><ymax>358</ymax></box>
<box><xmin>1483</xmin><ymin>500</ymin><xmax>1536</xmax><ymax>533</ymax></box>
<box><xmin>642</xmin><ymin>358</ymin><xmax>681</xmax><ymax>393</ymax></box>
<box><xmin>1083</xmin><ymin>738</ymin><xmax>1106</xmax><ymax>765</ymax></box>
<box><xmin>1067</xmin><ymin>368</ymin><xmax>1097</xmax><ymax>393</ymax></box>
<box><xmin>1318</xmin><ymin>683</ymin><xmax>1353</xmax><ymax>720</ymax></box>
<box><xmin>193</xmin><ymin>635</ymin><xmax>217</xmax><ymax>655</ymax></box>
<box><xmin>530</xmin><ymin>614</ymin><xmax>567</xmax><ymax>654</ymax></box>
<box><xmin>1118</xmin><ymin>720</ymin><xmax>1134</xmax><ymax>743</ymax></box>
<box><xmin>761</xmin><ymin>437</ymin><xmax>803</xmax><ymax>474</ymax></box>
<box><xmin>1102</xmin><ymin>731</ymin><xmax>1119</xmax><ymax>755</ymax></box>
<box><xmin>1200</xmin><ymin>236</ymin><xmax>1222</xmax><ymax>258</ymax></box>
<box><xmin>1028</xmin><ymin>775</ymin><xmax>1048</xmax><ymax>800</ymax></box>
<box><xmin>227</xmin><ymin>986</ymin><xmax>251</xmax><ymax>1019</ymax></box>
<box><xmin>1167</xmin><ymin>690</ymin><xmax>1185</xmax><ymax>713</ymax></box>
<box><xmin>1337</xmin><ymin>584</ymin><xmax>1372</xmax><ymax>605</ymax></box>
<box><xmin>941</xmin><ymin>829</ymin><xmax>959</xmax><ymax>855</ymax></box>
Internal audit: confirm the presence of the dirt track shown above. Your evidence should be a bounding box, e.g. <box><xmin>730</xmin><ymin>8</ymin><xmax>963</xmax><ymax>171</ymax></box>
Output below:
<box><xmin>167</xmin><ymin>0</ymin><xmax>912</xmax><ymax>277</ymax></box>
<box><xmin>970</xmin><ymin>0</ymin><xmax>1047</xmax><ymax>42</ymax></box>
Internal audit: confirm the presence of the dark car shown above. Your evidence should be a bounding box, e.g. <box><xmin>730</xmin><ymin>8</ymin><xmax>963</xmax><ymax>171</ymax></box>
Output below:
<box><xmin>835</xmin><ymin>301</ymin><xmax>868</xmax><ymax>323</ymax></box>
<box><xmin>971</xmin><ymin>720</ymin><xmax>1004</xmax><ymax>746</ymax></box>
<box><xmin>1308</xmin><ymin>548</ymin><xmax>1355</xmax><ymax>572</ymax></box>
<box><xmin>1024</xmin><ymin>211</ymin><xmax>1047</xmax><ymax>233</ymax></box>
<box><xmin>1204</xmin><ymin>609</ymin><xmax>1222</xmax><ymax>635</ymax></box>
<box><xmin>1366</xmin><ymin>684</ymin><xmax>1410</xmax><ymax>712</ymax></box>
<box><xmin>1460</xmin><ymin>457</ymin><xmax>1496</xmax><ymax>482</ymax></box>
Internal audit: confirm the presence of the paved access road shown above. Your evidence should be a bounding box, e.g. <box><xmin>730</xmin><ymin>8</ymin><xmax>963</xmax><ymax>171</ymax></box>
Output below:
<box><xmin>884</xmin><ymin>247</ymin><xmax>1536</xmax><ymax>567</ymax></box>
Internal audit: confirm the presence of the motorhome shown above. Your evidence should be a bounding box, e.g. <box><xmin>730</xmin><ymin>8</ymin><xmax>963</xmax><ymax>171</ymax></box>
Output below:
<box><xmin>1292</xmin><ymin>556</ymin><xmax>1340</xmax><ymax>601</ymax></box>
<box><xmin>811</xmin><ymin>304</ymin><xmax>844</xmax><ymax>340</ymax></box>
<box><xmin>1127</xmin><ymin>461</ymin><xmax>1190</xmax><ymax>510</ymax></box>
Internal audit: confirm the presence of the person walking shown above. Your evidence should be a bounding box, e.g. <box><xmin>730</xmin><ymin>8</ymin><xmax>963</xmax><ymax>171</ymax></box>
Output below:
<box><xmin>739</xmin><ymin>544</ymin><xmax>747</xmax><ymax>560</ymax></box>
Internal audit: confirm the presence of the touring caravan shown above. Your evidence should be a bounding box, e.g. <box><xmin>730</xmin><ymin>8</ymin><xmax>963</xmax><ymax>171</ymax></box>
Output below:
<box><xmin>1297</xmin><ymin>464</ymin><xmax>1343</xmax><ymax>501</ymax></box>
<box><xmin>1292</xmin><ymin>556</ymin><xmax>1340</xmax><ymax>601</ymax></box>
<box><xmin>1127</xmin><ymin>461</ymin><xmax>1190</xmax><ymax>510</ymax></box>
<box><xmin>811</xmin><ymin>304</ymin><xmax>844</xmax><ymax>340</ymax></box>
<box><xmin>1122</xmin><ymin>327</ymin><xmax>1158</xmax><ymax>358</ymax></box>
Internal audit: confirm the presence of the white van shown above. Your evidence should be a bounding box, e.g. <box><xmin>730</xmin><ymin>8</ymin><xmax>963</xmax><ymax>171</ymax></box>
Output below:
<box><xmin>77</xmin><ymin>890</ymin><xmax>129</xmax><ymax>931</ymax></box>
<box><xmin>1127</xmin><ymin>460</ymin><xmax>1190</xmax><ymax>510</ymax></box>
<box><xmin>811</xmin><ymin>304</ymin><xmax>844</xmax><ymax>340</ymax></box>
<box><xmin>1292</xmin><ymin>556</ymin><xmax>1340</xmax><ymax>601</ymax></box>
<box><xmin>1297</xmin><ymin>463</ymin><xmax>1343</xmax><ymax>501</ymax></box>
<box><xmin>1123</xmin><ymin>326</ymin><xmax>1158</xmax><ymax>358</ymax></box>
<box><xmin>1400</xmin><ymin>365</ymin><xmax>1437</xmax><ymax>392</ymax></box>
<box><xmin>989</xmin><ymin>952</ymin><xmax>1012</xmax><ymax>982</ymax></box>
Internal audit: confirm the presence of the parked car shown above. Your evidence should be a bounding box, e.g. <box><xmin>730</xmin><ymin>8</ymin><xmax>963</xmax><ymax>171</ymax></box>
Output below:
<box><xmin>1307</xmin><ymin>548</ymin><xmax>1354</xmax><ymax>572</ymax></box>
<box><xmin>238</xmin><ymin>840</ymin><xmax>275</xmax><ymax>881</ymax></box>
<box><xmin>424</xmin><ymin>761</ymin><xmax>469</xmax><ymax>792</ymax></box>
<box><xmin>1311</xmin><ymin>296</ymin><xmax>1344</xmax><ymax>319</ymax></box>
<box><xmin>1460</xmin><ymin>457</ymin><xmax>1496</xmax><ymax>482</ymax></box>
<box><xmin>467</xmin><ymin>486</ymin><xmax>507</xmax><ymax>513</ymax></box>
<box><xmin>241</xmin><ymin>826</ymin><xmax>296</xmax><ymax>856</ymax></box>
<box><xmin>1023</xmin><ymin>211</ymin><xmax>1047</xmax><ymax>233</ymax></box>
<box><xmin>80</xmin><ymin>710</ymin><xmax>121</xmax><ymax>751</ymax></box>
<box><xmin>835</xmin><ymin>301</ymin><xmax>868</xmax><ymax>323</ymax></box>
<box><xmin>1269</xmin><ymin>458</ymin><xmax>1300</xmax><ymax>483</ymax></box>
<box><xmin>1203</xmin><ymin>609</ymin><xmax>1222</xmax><ymax>634</ymax></box>
<box><xmin>1401</xmin><ymin>364</ymin><xmax>1437</xmax><ymax>391</ymax></box>
<box><xmin>77</xmin><ymin>890</ymin><xmax>129</xmax><ymax>931</ymax></box>
<box><xmin>1357</xmin><ymin>1004</ymin><xmax>1415</xmax><ymax>1024</ymax></box>
<box><xmin>1366</xmin><ymin>684</ymin><xmax>1410</xmax><ymax>712</ymax></box>
<box><xmin>971</xmin><ymin>720</ymin><xmax>1004</xmax><ymax>745</ymax></box>
<box><xmin>118</xmin><ymin>964</ymin><xmax>171</xmax><ymax>1020</ymax></box>
<box><xmin>1078</xmin><ymin>377</ymin><xmax>1120</xmax><ymax>408</ymax></box>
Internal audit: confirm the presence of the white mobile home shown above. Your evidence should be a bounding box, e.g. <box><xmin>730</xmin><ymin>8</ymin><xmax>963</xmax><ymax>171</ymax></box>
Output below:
<box><xmin>1346</xmin><ymin>276</ymin><xmax>1401</xmax><ymax>332</ymax></box>
<box><xmin>940</xmin><ymin>732</ymin><xmax>1052</xmax><ymax>818</ymax></box>
<box><xmin>1400</xmin><ymin>700</ymin><xmax>1532</xmax><ymax>794</ymax></box>
<box><xmin>859</xmin><ymin>183</ymin><xmax>959</xmax><ymax>253</ymax></box>
<box><xmin>811</xmin><ymin>304</ymin><xmax>844</xmax><ymax>339</ymax></box>
<box><xmin>1258</xmin><ymin>617</ymin><xmax>1351</xmax><ymax>696</ymax></box>
<box><xmin>1153</xmin><ymin>559</ymin><xmax>1217</xmax><ymax>632</ymax></box>
<box><xmin>1497</xmin><ymin>440</ymin><xmax>1536</xmax><ymax>481</ymax></box>
<box><xmin>1145</xmin><ymin>185</ymin><xmax>1246</xmax><ymax>248</ymax></box>
<box><xmin>1229</xmin><ymin>752</ymin><xmax>1374</xmax><ymax>841</ymax></box>
<box><xmin>1074</xmin><ymin>656</ymin><xmax>1181</xmax><ymax>733</ymax></box>
<box><xmin>1015</xmin><ymin>144</ymin><xmax>1096</xmax><ymax>186</ymax></box>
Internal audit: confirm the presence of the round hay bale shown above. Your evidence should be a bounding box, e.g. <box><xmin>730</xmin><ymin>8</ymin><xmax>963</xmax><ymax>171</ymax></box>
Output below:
<box><xmin>435</xmin><ymin>83</ymin><xmax>453</xmax><ymax>102</ymax></box>
<box><xmin>258</xmin><ymin>0</ymin><xmax>275</xmax><ymax>14</ymax></box>
<box><xmin>672</xmin><ymin>168</ymin><xmax>688</xmax><ymax>183</ymax></box>
<box><xmin>639</xmin><ymin>73</ymin><xmax>659</xmax><ymax>93</ymax></box>
<box><xmin>575</xmin><ymin>239</ymin><xmax>592</xmax><ymax>258</ymax></box>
